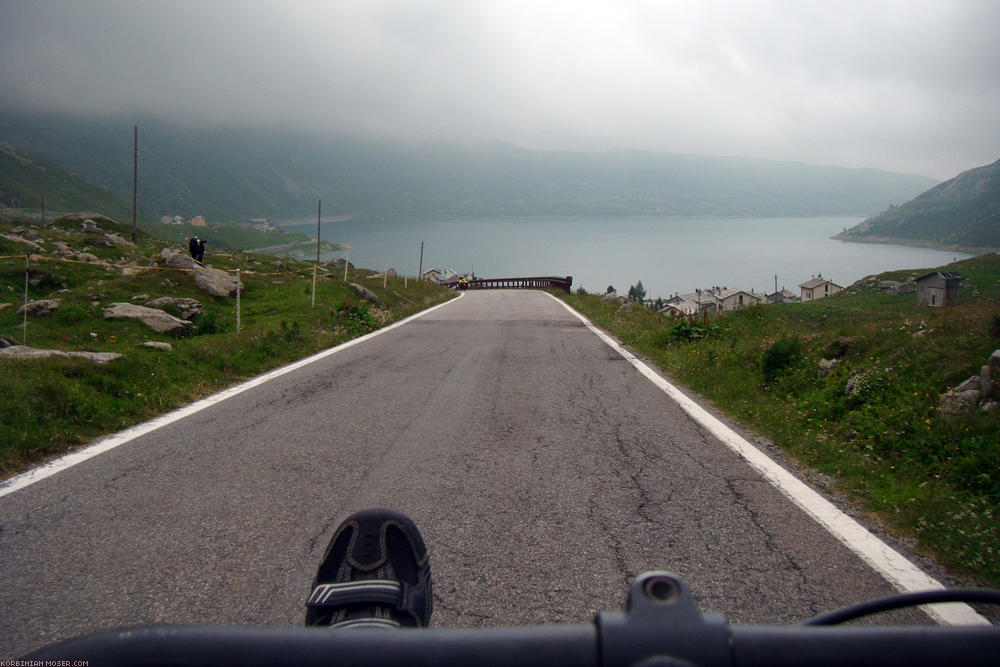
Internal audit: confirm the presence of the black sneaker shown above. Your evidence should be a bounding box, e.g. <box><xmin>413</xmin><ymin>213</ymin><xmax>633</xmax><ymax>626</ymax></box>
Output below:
<box><xmin>305</xmin><ymin>508</ymin><xmax>433</xmax><ymax>628</ymax></box>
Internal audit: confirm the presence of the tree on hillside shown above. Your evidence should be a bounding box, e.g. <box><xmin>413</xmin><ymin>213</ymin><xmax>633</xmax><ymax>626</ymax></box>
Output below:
<box><xmin>606</xmin><ymin>285</ymin><xmax>615</xmax><ymax>294</ymax></box>
<box><xmin>627</xmin><ymin>281</ymin><xmax>646</xmax><ymax>303</ymax></box>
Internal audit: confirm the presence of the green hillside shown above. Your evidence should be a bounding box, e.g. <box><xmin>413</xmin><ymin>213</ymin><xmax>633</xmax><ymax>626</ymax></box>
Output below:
<box><xmin>835</xmin><ymin>158</ymin><xmax>1000</xmax><ymax>252</ymax></box>
<box><xmin>0</xmin><ymin>110</ymin><xmax>938</xmax><ymax>221</ymax></box>
<box><xmin>0</xmin><ymin>141</ymin><xmax>134</xmax><ymax>222</ymax></box>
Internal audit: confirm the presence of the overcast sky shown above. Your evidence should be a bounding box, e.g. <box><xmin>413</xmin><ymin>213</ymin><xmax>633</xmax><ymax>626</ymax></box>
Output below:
<box><xmin>2</xmin><ymin>0</ymin><xmax>998</xmax><ymax>180</ymax></box>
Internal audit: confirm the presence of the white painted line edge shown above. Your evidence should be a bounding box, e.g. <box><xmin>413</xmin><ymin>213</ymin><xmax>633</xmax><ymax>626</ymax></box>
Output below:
<box><xmin>547</xmin><ymin>293</ymin><xmax>989</xmax><ymax>626</ymax></box>
<box><xmin>0</xmin><ymin>293</ymin><xmax>464</xmax><ymax>500</ymax></box>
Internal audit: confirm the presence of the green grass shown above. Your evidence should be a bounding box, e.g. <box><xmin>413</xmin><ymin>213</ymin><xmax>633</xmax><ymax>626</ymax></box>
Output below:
<box><xmin>560</xmin><ymin>254</ymin><xmax>1000</xmax><ymax>587</ymax></box>
<box><xmin>1</xmin><ymin>215</ymin><xmax>454</xmax><ymax>476</ymax></box>
<box><xmin>137</xmin><ymin>219</ymin><xmax>337</xmax><ymax>254</ymax></box>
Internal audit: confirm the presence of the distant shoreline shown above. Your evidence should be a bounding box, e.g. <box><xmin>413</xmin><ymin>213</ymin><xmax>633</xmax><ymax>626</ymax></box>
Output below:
<box><xmin>831</xmin><ymin>232</ymin><xmax>997</xmax><ymax>256</ymax></box>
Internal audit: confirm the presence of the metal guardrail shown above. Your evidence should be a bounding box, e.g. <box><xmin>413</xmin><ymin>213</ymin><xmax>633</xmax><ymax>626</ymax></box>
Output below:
<box><xmin>465</xmin><ymin>276</ymin><xmax>573</xmax><ymax>293</ymax></box>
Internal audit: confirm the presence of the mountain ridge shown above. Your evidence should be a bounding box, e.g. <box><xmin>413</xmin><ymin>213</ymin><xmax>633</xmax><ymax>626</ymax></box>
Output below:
<box><xmin>0</xmin><ymin>110</ymin><xmax>939</xmax><ymax>222</ymax></box>
<box><xmin>834</xmin><ymin>158</ymin><xmax>1000</xmax><ymax>252</ymax></box>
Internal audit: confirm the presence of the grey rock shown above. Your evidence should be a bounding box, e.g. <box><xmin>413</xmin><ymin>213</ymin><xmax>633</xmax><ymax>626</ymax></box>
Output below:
<box><xmin>51</xmin><ymin>241</ymin><xmax>74</xmax><ymax>257</ymax></box>
<box><xmin>954</xmin><ymin>376</ymin><xmax>981</xmax><ymax>394</ymax></box>
<box><xmin>1</xmin><ymin>233</ymin><xmax>43</xmax><ymax>250</ymax></box>
<box><xmin>145</xmin><ymin>297</ymin><xmax>203</xmax><ymax>320</ymax></box>
<box><xmin>161</xmin><ymin>247</ymin><xmax>202</xmax><ymax>270</ymax></box>
<box><xmin>16</xmin><ymin>299</ymin><xmax>60</xmax><ymax>316</ymax></box>
<box><xmin>194</xmin><ymin>268</ymin><xmax>242</xmax><ymax>298</ymax></box>
<box><xmin>81</xmin><ymin>219</ymin><xmax>101</xmax><ymax>233</ymax></box>
<box><xmin>349</xmin><ymin>282</ymin><xmax>381</xmax><ymax>305</ymax></box>
<box><xmin>160</xmin><ymin>247</ymin><xmax>241</xmax><ymax>297</ymax></box>
<box><xmin>102</xmin><ymin>302</ymin><xmax>192</xmax><ymax>335</ymax></box>
<box><xmin>939</xmin><ymin>389</ymin><xmax>980</xmax><ymax>415</ymax></box>
<box><xmin>876</xmin><ymin>280</ymin><xmax>915</xmax><ymax>295</ymax></box>
<box><xmin>990</xmin><ymin>349</ymin><xmax>1000</xmax><ymax>368</ymax></box>
<box><xmin>982</xmin><ymin>365</ymin><xmax>994</xmax><ymax>399</ymax></box>
<box><xmin>0</xmin><ymin>345</ymin><xmax>121</xmax><ymax>364</ymax></box>
<box><xmin>326</xmin><ymin>257</ymin><xmax>354</xmax><ymax>270</ymax></box>
<box><xmin>104</xmin><ymin>232</ymin><xmax>136</xmax><ymax>247</ymax></box>
<box><xmin>75</xmin><ymin>252</ymin><xmax>100</xmax><ymax>263</ymax></box>
<box><xmin>845</xmin><ymin>370</ymin><xmax>865</xmax><ymax>396</ymax></box>
<box><xmin>818</xmin><ymin>358</ymin><xmax>838</xmax><ymax>378</ymax></box>
<box><xmin>142</xmin><ymin>341</ymin><xmax>173</xmax><ymax>352</ymax></box>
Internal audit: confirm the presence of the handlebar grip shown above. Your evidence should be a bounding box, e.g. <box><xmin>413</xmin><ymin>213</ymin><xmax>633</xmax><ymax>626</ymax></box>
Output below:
<box><xmin>729</xmin><ymin>625</ymin><xmax>1000</xmax><ymax>667</ymax></box>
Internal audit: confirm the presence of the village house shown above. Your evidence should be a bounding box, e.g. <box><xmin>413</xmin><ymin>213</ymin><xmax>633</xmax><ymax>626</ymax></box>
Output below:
<box><xmin>766</xmin><ymin>288</ymin><xmax>799</xmax><ymax>304</ymax></box>
<box><xmin>659</xmin><ymin>290</ymin><xmax>717</xmax><ymax>317</ymax></box>
<box><xmin>915</xmin><ymin>271</ymin><xmax>962</xmax><ymax>307</ymax></box>
<box><xmin>713</xmin><ymin>287</ymin><xmax>763</xmax><ymax>311</ymax></box>
<box><xmin>424</xmin><ymin>268</ymin><xmax>461</xmax><ymax>286</ymax></box>
<box><xmin>248</xmin><ymin>218</ymin><xmax>275</xmax><ymax>231</ymax></box>
<box><xmin>658</xmin><ymin>286</ymin><xmax>763</xmax><ymax>316</ymax></box>
<box><xmin>799</xmin><ymin>275</ymin><xmax>843</xmax><ymax>301</ymax></box>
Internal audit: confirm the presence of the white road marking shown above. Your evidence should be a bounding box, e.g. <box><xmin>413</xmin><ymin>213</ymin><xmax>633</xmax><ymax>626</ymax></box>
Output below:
<box><xmin>548</xmin><ymin>293</ymin><xmax>989</xmax><ymax>626</ymax></box>
<box><xmin>0</xmin><ymin>294</ymin><xmax>463</xmax><ymax>500</ymax></box>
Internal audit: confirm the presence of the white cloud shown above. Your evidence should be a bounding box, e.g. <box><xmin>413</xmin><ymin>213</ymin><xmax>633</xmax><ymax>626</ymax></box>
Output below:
<box><xmin>1</xmin><ymin>0</ymin><xmax>998</xmax><ymax>179</ymax></box>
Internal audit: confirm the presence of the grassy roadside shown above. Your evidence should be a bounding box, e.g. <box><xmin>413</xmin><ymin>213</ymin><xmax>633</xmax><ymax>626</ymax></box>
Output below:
<box><xmin>1</xmin><ymin>215</ymin><xmax>455</xmax><ymax>477</ymax></box>
<box><xmin>558</xmin><ymin>254</ymin><xmax>1000</xmax><ymax>588</ymax></box>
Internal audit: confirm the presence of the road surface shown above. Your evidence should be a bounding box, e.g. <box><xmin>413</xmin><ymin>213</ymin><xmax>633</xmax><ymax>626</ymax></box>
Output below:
<box><xmin>1</xmin><ymin>290</ymin><xmax>943</xmax><ymax>656</ymax></box>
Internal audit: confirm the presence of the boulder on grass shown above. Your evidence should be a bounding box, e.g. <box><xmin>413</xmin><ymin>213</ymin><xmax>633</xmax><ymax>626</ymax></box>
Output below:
<box><xmin>146</xmin><ymin>296</ymin><xmax>203</xmax><ymax>320</ymax></box>
<box><xmin>0</xmin><ymin>345</ymin><xmax>121</xmax><ymax>364</ymax></box>
<box><xmin>161</xmin><ymin>247</ymin><xmax>202</xmax><ymax>270</ymax></box>
<box><xmin>349</xmin><ymin>282</ymin><xmax>381</xmax><ymax>305</ymax></box>
<box><xmin>159</xmin><ymin>247</ymin><xmax>242</xmax><ymax>297</ymax></box>
<box><xmin>16</xmin><ymin>299</ymin><xmax>60</xmax><ymax>316</ymax></box>
<box><xmin>194</xmin><ymin>269</ymin><xmax>241</xmax><ymax>297</ymax></box>
<box><xmin>103</xmin><ymin>302</ymin><xmax>192</xmax><ymax>335</ymax></box>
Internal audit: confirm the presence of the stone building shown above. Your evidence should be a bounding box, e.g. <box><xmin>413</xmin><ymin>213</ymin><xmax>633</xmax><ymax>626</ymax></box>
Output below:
<box><xmin>916</xmin><ymin>271</ymin><xmax>962</xmax><ymax>307</ymax></box>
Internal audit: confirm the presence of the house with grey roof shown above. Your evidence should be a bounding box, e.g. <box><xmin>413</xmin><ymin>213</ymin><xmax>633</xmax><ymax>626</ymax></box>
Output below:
<box><xmin>916</xmin><ymin>271</ymin><xmax>962</xmax><ymax>307</ymax></box>
<box><xmin>799</xmin><ymin>276</ymin><xmax>843</xmax><ymax>301</ymax></box>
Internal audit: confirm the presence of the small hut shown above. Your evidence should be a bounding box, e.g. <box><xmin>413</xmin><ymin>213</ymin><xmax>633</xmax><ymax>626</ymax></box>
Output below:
<box><xmin>915</xmin><ymin>271</ymin><xmax>962</xmax><ymax>307</ymax></box>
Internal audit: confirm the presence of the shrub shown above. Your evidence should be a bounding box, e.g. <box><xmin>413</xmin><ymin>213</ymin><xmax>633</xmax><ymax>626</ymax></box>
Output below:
<box><xmin>333</xmin><ymin>300</ymin><xmax>376</xmax><ymax>334</ymax></box>
<box><xmin>662</xmin><ymin>318</ymin><xmax>717</xmax><ymax>343</ymax></box>
<box><xmin>761</xmin><ymin>337</ymin><xmax>801</xmax><ymax>383</ymax></box>
<box><xmin>191</xmin><ymin>311</ymin><xmax>228</xmax><ymax>335</ymax></box>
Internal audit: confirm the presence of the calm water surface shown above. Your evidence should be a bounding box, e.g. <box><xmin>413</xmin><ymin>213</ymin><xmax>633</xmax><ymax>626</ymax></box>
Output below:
<box><xmin>282</xmin><ymin>216</ymin><xmax>970</xmax><ymax>298</ymax></box>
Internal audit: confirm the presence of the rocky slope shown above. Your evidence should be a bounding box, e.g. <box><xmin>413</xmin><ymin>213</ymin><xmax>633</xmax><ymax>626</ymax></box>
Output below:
<box><xmin>835</xmin><ymin>158</ymin><xmax>1000</xmax><ymax>252</ymax></box>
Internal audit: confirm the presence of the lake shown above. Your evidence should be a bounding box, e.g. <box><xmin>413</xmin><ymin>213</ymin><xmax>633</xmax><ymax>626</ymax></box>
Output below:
<box><xmin>281</xmin><ymin>216</ymin><xmax>970</xmax><ymax>299</ymax></box>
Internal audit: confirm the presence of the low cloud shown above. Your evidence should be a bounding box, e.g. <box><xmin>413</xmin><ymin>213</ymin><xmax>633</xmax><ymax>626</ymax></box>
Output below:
<box><xmin>1</xmin><ymin>0</ymin><xmax>998</xmax><ymax>179</ymax></box>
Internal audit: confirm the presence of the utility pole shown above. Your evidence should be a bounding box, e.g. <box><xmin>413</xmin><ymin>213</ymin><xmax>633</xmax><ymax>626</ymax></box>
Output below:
<box><xmin>312</xmin><ymin>200</ymin><xmax>321</xmax><ymax>308</ymax></box>
<box><xmin>418</xmin><ymin>241</ymin><xmax>424</xmax><ymax>279</ymax></box>
<box><xmin>131</xmin><ymin>125</ymin><xmax>138</xmax><ymax>243</ymax></box>
<box><xmin>41</xmin><ymin>193</ymin><xmax>45</xmax><ymax>227</ymax></box>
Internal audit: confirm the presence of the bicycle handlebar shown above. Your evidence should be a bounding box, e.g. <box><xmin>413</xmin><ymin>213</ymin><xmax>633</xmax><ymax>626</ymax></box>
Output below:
<box><xmin>26</xmin><ymin>572</ymin><xmax>1000</xmax><ymax>667</ymax></box>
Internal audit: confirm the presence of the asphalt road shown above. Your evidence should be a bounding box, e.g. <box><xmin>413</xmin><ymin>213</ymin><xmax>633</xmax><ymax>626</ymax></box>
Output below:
<box><xmin>1</xmin><ymin>289</ymin><xmax>935</xmax><ymax>656</ymax></box>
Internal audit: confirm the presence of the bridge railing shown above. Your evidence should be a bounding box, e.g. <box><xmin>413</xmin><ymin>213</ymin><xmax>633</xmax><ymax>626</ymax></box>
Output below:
<box><xmin>465</xmin><ymin>276</ymin><xmax>573</xmax><ymax>293</ymax></box>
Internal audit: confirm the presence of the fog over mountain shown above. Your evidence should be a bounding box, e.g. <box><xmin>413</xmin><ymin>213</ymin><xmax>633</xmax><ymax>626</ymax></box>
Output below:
<box><xmin>2</xmin><ymin>1</ymin><xmax>999</xmax><ymax>181</ymax></box>
<box><xmin>0</xmin><ymin>111</ymin><xmax>938</xmax><ymax>221</ymax></box>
